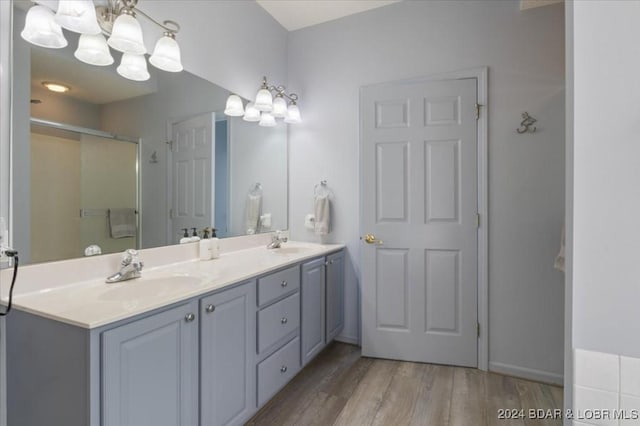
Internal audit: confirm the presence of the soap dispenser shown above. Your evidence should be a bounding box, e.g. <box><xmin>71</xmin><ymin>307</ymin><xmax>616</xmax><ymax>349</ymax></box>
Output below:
<box><xmin>210</xmin><ymin>228</ymin><xmax>220</xmax><ymax>259</ymax></box>
<box><xmin>179</xmin><ymin>228</ymin><xmax>191</xmax><ymax>244</ymax></box>
<box><xmin>189</xmin><ymin>227</ymin><xmax>201</xmax><ymax>243</ymax></box>
<box><xmin>199</xmin><ymin>227</ymin><xmax>212</xmax><ymax>260</ymax></box>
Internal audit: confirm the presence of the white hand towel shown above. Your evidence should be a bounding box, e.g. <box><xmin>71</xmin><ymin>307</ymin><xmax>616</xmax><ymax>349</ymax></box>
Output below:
<box><xmin>109</xmin><ymin>208</ymin><xmax>136</xmax><ymax>239</ymax></box>
<box><xmin>314</xmin><ymin>194</ymin><xmax>331</xmax><ymax>236</ymax></box>
<box><xmin>245</xmin><ymin>193</ymin><xmax>262</xmax><ymax>235</ymax></box>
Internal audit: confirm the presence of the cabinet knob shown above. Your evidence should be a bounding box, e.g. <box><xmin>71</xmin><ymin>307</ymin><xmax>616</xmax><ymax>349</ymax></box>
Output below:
<box><xmin>280</xmin><ymin>365</ymin><xmax>287</xmax><ymax>373</ymax></box>
<box><xmin>324</xmin><ymin>261</ymin><xmax>329</xmax><ymax>266</ymax></box>
<box><xmin>185</xmin><ymin>313</ymin><xmax>196</xmax><ymax>322</ymax></box>
<box><xmin>205</xmin><ymin>304</ymin><xmax>215</xmax><ymax>314</ymax></box>
<box><xmin>329</xmin><ymin>260</ymin><xmax>334</xmax><ymax>264</ymax></box>
<box><xmin>281</xmin><ymin>280</ymin><xmax>288</xmax><ymax>287</ymax></box>
<box><xmin>281</xmin><ymin>317</ymin><xmax>288</xmax><ymax>324</ymax></box>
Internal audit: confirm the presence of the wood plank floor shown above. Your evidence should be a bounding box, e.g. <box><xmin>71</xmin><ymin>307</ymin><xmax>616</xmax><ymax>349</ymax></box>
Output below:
<box><xmin>247</xmin><ymin>343</ymin><xmax>563</xmax><ymax>426</ymax></box>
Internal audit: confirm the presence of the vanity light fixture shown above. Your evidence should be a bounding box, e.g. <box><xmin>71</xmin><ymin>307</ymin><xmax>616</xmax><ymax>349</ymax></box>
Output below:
<box><xmin>21</xmin><ymin>0</ymin><xmax>184</xmax><ymax>82</ymax></box>
<box><xmin>225</xmin><ymin>76</ymin><xmax>302</xmax><ymax>126</ymax></box>
<box><xmin>42</xmin><ymin>82</ymin><xmax>71</xmax><ymax>93</ymax></box>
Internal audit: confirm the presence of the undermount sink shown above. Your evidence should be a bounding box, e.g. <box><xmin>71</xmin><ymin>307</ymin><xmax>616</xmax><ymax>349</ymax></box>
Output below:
<box><xmin>99</xmin><ymin>276</ymin><xmax>201</xmax><ymax>301</ymax></box>
<box><xmin>269</xmin><ymin>246</ymin><xmax>309</xmax><ymax>256</ymax></box>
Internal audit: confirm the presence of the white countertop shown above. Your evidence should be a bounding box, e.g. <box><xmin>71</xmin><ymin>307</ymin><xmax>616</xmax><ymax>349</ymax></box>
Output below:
<box><xmin>5</xmin><ymin>241</ymin><xmax>344</xmax><ymax>329</ymax></box>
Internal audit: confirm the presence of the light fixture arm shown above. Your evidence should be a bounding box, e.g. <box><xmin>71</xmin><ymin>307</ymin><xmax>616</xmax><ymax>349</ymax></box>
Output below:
<box><xmin>97</xmin><ymin>0</ymin><xmax>180</xmax><ymax>36</ymax></box>
<box><xmin>262</xmin><ymin>77</ymin><xmax>299</xmax><ymax>104</ymax></box>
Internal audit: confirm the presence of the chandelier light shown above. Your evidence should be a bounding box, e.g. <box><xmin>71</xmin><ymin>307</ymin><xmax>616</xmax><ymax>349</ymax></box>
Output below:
<box><xmin>242</xmin><ymin>103</ymin><xmax>261</xmax><ymax>122</ymax></box>
<box><xmin>21</xmin><ymin>0</ymin><xmax>184</xmax><ymax>82</ymax></box>
<box><xmin>21</xmin><ymin>5</ymin><xmax>68</xmax><ymax>49</ymax></box>
<box><xmin>74</xmin><ymin>33</ymin><xmax>114</xmax><ymax>66</ymax></box>
<box><xmin>225</xmin><ymin>76</ymin><xmax>302</xmax><ymax>126</ymax></box>
<box><xmin>55</xmin><ymin>0</ymin><xmax>101</xmax><ymax>35</ymax></box>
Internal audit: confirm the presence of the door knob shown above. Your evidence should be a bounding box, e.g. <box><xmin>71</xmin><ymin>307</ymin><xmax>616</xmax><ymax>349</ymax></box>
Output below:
<box><xmin>362</xmin><ymin>233</ymin><xmax>383</xmax><ymax>245</ymax></box>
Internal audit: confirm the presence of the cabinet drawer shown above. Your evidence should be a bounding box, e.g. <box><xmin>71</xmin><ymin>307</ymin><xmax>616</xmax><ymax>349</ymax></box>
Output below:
<box><xmin>257</xmin><ymin>337</ymin><xmax>301</xmax><ymax>406</ymax></box>
<box><xmin>258</xmin><ymin>292</ymin><xmax>300</xmax><ymax>354</ymax></box>
<box><xmin>258</xmin><ymin>265</ymin><xmax>300</xmax><ymax>306</ymax></box>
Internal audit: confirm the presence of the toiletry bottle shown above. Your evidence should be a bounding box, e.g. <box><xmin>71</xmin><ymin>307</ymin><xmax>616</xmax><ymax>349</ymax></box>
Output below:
<box><xmin>210</xmin><ymin>228</ymin><xmax>220</xmax><ymax>259</ymax></box>
<box><xmin>179</xmin><ymin>228</ymin><xmax>191</xmax><ymax>244</ymax></box>
<box><xmin>199</xmin><ymin>228</ymin><xmax>212</xmax><ymax>260</ymax></box>
<box><xmin>190</xmin><ymin>227</ymin><xmax>201</xmax><ymax>242</ymax></box>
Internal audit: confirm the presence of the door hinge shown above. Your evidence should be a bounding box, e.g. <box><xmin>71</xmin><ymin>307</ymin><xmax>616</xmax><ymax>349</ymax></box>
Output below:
<box><xmin>475</xmin><ymin>213</ymin><xmax>480</xmax><ymax>228</ymax></box>
<box><xmin>477</xmin><ymin>322</ymin><xmax>481</xmax><ymax>337</ymax></box>
<box><xmin>474</xmin><ymin>103</ymin><xmax>482</xmax><ymax>120</ymax></box>
<box><xmin>169</xmin><ymin>208</ymin><xmax>174</xmax><ymax>219</ymax></box>
<box><xmin>166</xmin><ymin>140</ymin><xmax>173</xmax><ymax>151</ymax></box>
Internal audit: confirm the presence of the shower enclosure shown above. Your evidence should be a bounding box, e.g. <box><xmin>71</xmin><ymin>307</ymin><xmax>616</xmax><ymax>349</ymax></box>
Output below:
<box><xmin>29</xmin><ymin>118</ymin><xmax>140</xmax><ymax>263</ymax></box>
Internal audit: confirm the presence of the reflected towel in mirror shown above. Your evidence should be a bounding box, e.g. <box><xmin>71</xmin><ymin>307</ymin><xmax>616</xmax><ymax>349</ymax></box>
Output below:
<box><xmin>314</xmin><ymin>194</ymin><xmax>331</xmax><ymax>236</ymax></box>
<box><xmin>246</xmin><ymin>193</ymin><xmax>262</xmax><ymax>235</ymax></box>
<box><xmin>108</xmin><ymin>208</ymin><xmax>136</xmax><ymax>239</ymax></box>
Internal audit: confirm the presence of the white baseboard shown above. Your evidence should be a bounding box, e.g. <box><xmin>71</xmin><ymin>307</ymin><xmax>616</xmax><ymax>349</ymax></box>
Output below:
<box><xmin>489</xmin><ymin>361</ymin><xmax>564</xmax><ymax>386</ymax></box>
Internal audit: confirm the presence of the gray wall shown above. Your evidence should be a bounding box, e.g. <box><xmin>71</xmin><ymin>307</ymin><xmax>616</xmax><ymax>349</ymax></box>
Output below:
<box><xmin>0</xmin><ymin>2</ymin><xmax>10</xmax><ymax>424</ymax></box>
<box><xmin>564</xmin><ymin>0</ymin><xmax>574</xmax><ymax>417</ymax></box>
<box><xmin>571</xmin><ymin>0</ymin><xmax>640</xmax><ymax>358</ymax></box>
<box><xmin>287</xmin><ymin>0</ymin><xmax>566</xmax><ymax>379</ymax></box>
<box><xmin>10</xmin><ymin>8</ymin><xmax>30</xmax><ymax>264</ymax></box>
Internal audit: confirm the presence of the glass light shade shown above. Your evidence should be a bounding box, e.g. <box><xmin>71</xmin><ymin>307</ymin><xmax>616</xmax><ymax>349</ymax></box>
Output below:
<box><xmin>258</xmin><ymin>112</ymin><xmax>277</xmax><ymax>127</ymax></box>
<box><xmin>107</xmin><ymin>12</ymin><xmax>146</xmax><ymax>54</ymax></box>
<box><xmin>243</xmin><ymin>103</ymin><xmax>261</xmax><ymax>122</ymax></box>
<box><xmin>55</xmin><ymin>0</ymin><xmax>101</xmax><ymax>35</ymax></box>
<box><xmin>272</xmin><ymin>96</ymin><xmax>287</xmax><ymax>118</ymax></box>
<box><xmin>21</xmin><ymin>5</ymin><xmax>68</xmax><ymax>49</ymax></box>
<box><xmin>254</xmin><ymin>88</ymin><xmax>273</xmax><ymax>112</ymax></box>
<box><xmin>74</xmin><ymin>33</ymin><xmax>114</xmax><ymax>66</ymax></box>
<box><xmin>117</xmin><ymin>53</ymin><xmax>150</xmax><ymax>81</ymax></box>
<box><xmin>284</xmin><ymin>104</ymin><xmax>302</xmax><ymax>124</ymax></box>
<box><xmin>149</xmin><ymin>34</ymin><xmax>183</xmax><ymax>72</ymax></box>
<box><xmin>224</xmin><ymin>95</ymin><xmax>245</xmax><ymax>117</ymax></box>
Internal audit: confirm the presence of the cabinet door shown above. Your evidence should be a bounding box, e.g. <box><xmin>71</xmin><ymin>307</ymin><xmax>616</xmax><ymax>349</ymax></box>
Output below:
<box><xmin>301</xmin><ymin>257</ymin><xmax>325</xmax><ymax>366</ymax></box>
<box><xmin>326</xmin><ymin>250</ymin><xmax>345</xmax><ymax>342</ymax></box>
<box><xmin>102</xmin><ymin>301</ymin><xmax>199</xmax><ymax>426</ymax></box>
<box><xmin>200</xmin><ymin>281</ymin><xmax>256</xmax><ymax>426</ymax></box>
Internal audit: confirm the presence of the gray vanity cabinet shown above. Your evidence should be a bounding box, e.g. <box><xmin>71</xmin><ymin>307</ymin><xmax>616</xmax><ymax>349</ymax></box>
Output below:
<box><xmin>200</xmin><ymin>281</ymin><xmax>256</xmax><ymax>426</ymax></box>
<box><xmin>102</xmin><ymin>301</ymin><xmax>199</xmax><ymax>426</ymax></box>
<box><xmin>301</xmin><ymin>257</ymin><xmax>326</xmax><ymax>365</ymax></box>
<box><xmin>326</xmin><ymin>250</ymin><xmax>345</xmax><ymax>342</ymax></box>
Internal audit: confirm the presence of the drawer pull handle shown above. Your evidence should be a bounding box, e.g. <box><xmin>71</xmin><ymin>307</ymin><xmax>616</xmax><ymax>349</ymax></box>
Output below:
<box><xmin>185</xmin><ymin>313</ymin><xmax>196</xmax><ymax>322</ymax></box>
<box><xmin>281</xmin><ymin>317</ymin><xmax>288</xmax><ymax>324</ymax></box>
<box><xmin>205</xmin><ymin>304</ymin><xmax>215</xmax><ymax>314</ymax></box>
<box><xmin>280</xmin><ymin>366</ymin><xmax>287</xmax><ymax>373</ymax></box>
<box><xmin>281</xmin><ymin>281</ymin><xmax>288</xmax><ymax>287</ymax></box>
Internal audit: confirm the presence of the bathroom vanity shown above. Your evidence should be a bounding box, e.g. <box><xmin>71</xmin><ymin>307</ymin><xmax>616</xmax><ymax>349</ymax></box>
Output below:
<box><xmin>5</xmin><ymin>242</ymin><xmax>344</xmax><ymax>426</ymax></box>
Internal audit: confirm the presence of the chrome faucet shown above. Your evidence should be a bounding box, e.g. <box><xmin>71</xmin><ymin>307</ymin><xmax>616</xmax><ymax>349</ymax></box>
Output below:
<box><xmin>106</xmin><ymin>249</ymin><xmax>144</xmax><ymax>283</ymax></box>
<box><xmin>267</xmin><ymin>231</ymin><xmax>288</xmax><ymax>249</ymax></box>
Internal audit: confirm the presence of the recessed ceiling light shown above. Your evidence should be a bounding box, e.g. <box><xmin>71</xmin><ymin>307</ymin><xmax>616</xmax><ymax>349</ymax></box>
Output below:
<box><xmin>42</xmin><ymin>82</ymin><xmax>70</xmax><ymax>93</ymax></box>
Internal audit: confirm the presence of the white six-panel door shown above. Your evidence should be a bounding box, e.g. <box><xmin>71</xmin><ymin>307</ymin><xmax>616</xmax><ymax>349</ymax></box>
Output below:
<box><xmin>361</xmin><ymin>78</ymin><xmax>478</xmax><ymax>367</ymax></box>
<box><xmin>171</xmin><ymin>113</ymin><xmax>215</xmax><ymax>243</ymax></box>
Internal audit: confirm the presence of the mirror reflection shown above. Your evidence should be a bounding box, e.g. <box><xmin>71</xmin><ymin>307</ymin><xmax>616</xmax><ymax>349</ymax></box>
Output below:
<box><xmin>12</xmin><ymin>4</ymin><xmax>288</xmax><ymax>265</ymax></box>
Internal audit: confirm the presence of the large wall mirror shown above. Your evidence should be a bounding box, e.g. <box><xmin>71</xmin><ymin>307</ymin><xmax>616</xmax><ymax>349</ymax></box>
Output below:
<box><xmin>11</xmin><ymin>3</ymin><xmax>288</xmax><ymax>265</ymax></box>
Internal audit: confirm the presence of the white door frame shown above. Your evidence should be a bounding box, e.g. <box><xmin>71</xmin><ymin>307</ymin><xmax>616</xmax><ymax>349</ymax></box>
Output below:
<box><xmin>359</xmin><ymin>67</ymin><xmax>488</xmax><ymax>370</ymax></box>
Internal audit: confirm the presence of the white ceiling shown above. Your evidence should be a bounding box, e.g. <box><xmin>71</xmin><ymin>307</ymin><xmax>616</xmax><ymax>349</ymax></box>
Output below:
<box><xmin>256</xmin><ymin>0</ymin><xmax>401</xmax><ymax>31</ymax></box>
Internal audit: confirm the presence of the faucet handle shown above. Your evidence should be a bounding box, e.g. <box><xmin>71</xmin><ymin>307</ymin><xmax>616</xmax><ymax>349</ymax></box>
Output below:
<box><xmin>121</xmin><ymin>249</ymin><xmax>139</xmax><ymax>266</ymax></box>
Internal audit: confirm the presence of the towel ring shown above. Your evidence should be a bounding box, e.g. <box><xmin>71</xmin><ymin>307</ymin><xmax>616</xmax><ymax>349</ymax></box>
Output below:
<box><xmin>314</xmin><ymin>180</ymin><xmax>334</xmax><ymax>198</ymax></box>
